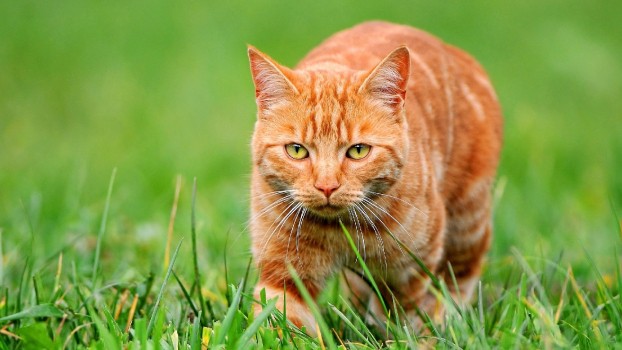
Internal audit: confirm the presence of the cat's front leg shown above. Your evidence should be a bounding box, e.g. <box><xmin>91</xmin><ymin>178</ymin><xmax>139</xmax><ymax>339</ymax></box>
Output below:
<box><xmin>253</xmin><ymin>259</ymin><xmax>331</xmax><ymax>336</ymax></box>
<box><xmin>254</xmin><ymin>281</ymin><xmax>318</xmax><ymax>336</ymax></box>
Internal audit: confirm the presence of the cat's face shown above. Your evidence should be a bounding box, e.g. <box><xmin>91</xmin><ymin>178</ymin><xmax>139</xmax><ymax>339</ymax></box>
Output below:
<box><xmin>249</xmin><ymin>47</ymin><xmax>411</xmax><ymax>219</ymax></box>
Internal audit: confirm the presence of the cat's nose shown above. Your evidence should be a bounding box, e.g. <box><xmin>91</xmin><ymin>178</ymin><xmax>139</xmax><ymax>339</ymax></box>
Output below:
<box><xmin>314</xmin><ymin>181</ymin><xmax>340</xmax><ymax>198</ymax></box>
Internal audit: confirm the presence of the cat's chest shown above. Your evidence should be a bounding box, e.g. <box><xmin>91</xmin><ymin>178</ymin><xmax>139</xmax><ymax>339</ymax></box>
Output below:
<box><xmin>303</xmin><ymin>221</ymin><xmax>401</xmax><ymax>267</ymax></box>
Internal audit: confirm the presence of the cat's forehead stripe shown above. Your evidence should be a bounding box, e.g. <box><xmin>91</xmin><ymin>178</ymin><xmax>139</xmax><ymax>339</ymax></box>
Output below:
<box><xmin>298</xmin><ymin>72</ymin><xmax>352</xmax><ymax>144</ymax></box>
<box><xmin>303</xmin><ymin>61</ymin><xmax>349</xmax><ymax>71</ymax></box>
<box><xmin>339</xmin><ymin>119</ymin><xmax>349</xmax><ymax>141</ymax></box>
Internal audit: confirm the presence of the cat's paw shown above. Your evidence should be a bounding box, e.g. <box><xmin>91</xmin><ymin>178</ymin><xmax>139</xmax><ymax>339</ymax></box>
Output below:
<box><xmin>254</xmin><ymin>284</ymin><xmax>318</xmax><ymax>337</ymax></box>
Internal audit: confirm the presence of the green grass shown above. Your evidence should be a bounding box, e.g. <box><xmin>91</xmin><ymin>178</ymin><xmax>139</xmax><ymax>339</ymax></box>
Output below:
<box><xmin>1</xmin><ymin>0</ymin><xmax>621</xmax><ymax>348</ymax></box>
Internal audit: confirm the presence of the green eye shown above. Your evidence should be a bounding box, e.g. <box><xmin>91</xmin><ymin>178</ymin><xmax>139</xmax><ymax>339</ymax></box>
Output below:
<box><xmin>285</xmin><ymin>143</ymin><xmax>309</xmax><ymax>159</ymax></box>
<box><xmin>346</xmin><ymin>144</ymin><xmax>371</xmax><ymax>160</ymax></box>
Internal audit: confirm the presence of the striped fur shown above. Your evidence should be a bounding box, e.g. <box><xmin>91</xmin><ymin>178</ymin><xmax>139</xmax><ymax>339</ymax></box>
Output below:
<box><xmin>248</xmin><ymin>21</ymin><xmax>502</xmax><ymax>335</ymax></box>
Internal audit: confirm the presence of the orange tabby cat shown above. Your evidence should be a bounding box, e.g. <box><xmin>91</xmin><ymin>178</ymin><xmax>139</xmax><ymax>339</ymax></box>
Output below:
<box><xmin>248</xmin><ymin>21</ymin><xmax>502</xmax><ymax>334</ymax></box>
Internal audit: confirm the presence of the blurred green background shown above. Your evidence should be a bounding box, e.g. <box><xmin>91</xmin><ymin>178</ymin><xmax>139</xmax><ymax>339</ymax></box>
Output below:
<box><xmin>1</xmin><ymin>1</ymin><xmax>621</xmax><ymax>284</ymax></box>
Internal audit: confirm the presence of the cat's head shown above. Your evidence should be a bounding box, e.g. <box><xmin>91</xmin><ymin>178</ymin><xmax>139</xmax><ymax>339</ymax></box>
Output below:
<box><xmin>249</xmin><ymin>46</ymin><xmax>411</xmax><ymax>219</ymax></box>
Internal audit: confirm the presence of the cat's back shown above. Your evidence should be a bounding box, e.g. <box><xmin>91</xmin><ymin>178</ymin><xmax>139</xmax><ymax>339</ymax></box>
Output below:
<box><xmin>298</xmin><ymin>21</ymin><xmax>455</xmax><ymax>74</ymax></box>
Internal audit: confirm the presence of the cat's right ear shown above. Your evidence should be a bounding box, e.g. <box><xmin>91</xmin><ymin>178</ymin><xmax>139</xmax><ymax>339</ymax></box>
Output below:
<box><xmin>248</xmin><ymin>46</ymin><xmax>298</xmax><ymax>113</ymax></box>
<box><xmin>359</xmin><ymin>46</ymin><xmax>410</xmax><ymax>114</ymax></box>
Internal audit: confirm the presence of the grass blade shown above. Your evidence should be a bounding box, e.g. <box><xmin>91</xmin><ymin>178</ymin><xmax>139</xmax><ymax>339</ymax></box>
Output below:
<box><xmin>214</xmin><ymin>280</ymin><xmax>244</xmax><ymax>345</ymax></box>
<box><xmin>287</xmin><ymin>264</ymin><xmax>337</xmax><ymax>349</ymax></box>
<box><xmin>164</xmin><ymin>175</ymin><xmax>183</xmax><ymax>271</ymax></box>
<box><xmin>338</xmin><ymin>219</ymin><xmax>388</xmax><ymax>315</ymax></box>
<box><xmin>235</xmin><ymin>298</ymin><xmax>277</xmax><ymax>350</ymax></box>
<box><xmin>32</xmin><ymin>274</ymin><xmax>40</xmax><ymax>305</ymax></box>
<box><xmin>190</xmin><ymin>311</ymin><xmax>203</xmax><ymax>349</ymax></box>
<box><xmin>0</xmin><ymin>304</ymin><xmax>63</xmax><ymax>322</ymax></box>
<box><xmin>0</xmin><ymin>229</ymin><xmax>3</xmax><ymax>285</ymax></box>
<box><xmin>328</xmin><ymin>303</ymin><xmax>375</xmax><ymax>348</ymax></box>
<box><xmin>124</xmin><ymin>293</ymin><xmax>139</xmax><ymax>333</ymax></box>
<box><xmin>147</xmin><ymin>238</ymin><xmax>183</xmax><ymax>336</ymax></box>
<box><xmin>190</xmin><ymin>177</ymin><xmax>209</xmax><ymax>325</ymax></box>
<box><xmin>91</xmin><ymin>167</ymin><xmax>117</xmax><ymax>287</ymax></box>
<box><xmin>17</xmin><ymin>257</ymin><xmax>31</xmax><ymax>317</ymax></box>
<box><xmin>383</xmin><ymin>227</ymin><xmax>441</xmax><ymax>288</ymax></box>
<box><xmin>86</xmin><ymin>305</ymin><xmax>121</xmax><ymax>350</ymax></box>
<box><xmin>173</xmin><ymin>271</ymin><xmax>199</xmax><ymax>317</ymax></box>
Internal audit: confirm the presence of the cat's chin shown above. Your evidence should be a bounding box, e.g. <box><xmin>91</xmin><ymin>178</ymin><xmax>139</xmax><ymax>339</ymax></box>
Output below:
<box><xmin>307</xmin><ymin>204</ymin><xmax>348</xmax><ymax>220</ymax></box>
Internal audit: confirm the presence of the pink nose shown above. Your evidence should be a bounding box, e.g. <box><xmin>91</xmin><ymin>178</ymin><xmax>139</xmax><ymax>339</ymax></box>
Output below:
<box><xmin>314</xmin><ymin>182</ymin><xmax>340</xmax><ymax>198</ymax></box>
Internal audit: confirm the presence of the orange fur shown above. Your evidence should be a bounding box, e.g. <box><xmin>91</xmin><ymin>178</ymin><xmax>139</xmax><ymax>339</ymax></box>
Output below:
<box><xmin>248</xmin><ymin>21</ymin><xmax>502</xmax><ymax>335</ymax></box>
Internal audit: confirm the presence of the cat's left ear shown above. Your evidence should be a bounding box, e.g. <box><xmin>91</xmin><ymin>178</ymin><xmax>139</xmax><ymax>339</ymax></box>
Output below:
<box><xmin>359</xmin><ymin>46</ymin><xmax>410</xmax><ymax>113</ymax></box>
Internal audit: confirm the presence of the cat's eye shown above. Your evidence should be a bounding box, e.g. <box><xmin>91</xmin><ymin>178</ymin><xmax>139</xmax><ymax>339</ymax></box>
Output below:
<box><xmin>285</xmin><ymin>143</ymin><xmax>309</xmax><ymax>160</ymax></box>
<box><xmin>346</xmin><ymin>144</ymin><xmax>371</xmax><ymax>160</ymax></box>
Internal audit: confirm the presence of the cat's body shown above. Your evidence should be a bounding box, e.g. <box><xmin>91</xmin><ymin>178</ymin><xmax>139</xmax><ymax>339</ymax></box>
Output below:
<box><xmin>248</xmin><ymin>21</ymin><xmax>502</xmax><ymax>333</ymax></box>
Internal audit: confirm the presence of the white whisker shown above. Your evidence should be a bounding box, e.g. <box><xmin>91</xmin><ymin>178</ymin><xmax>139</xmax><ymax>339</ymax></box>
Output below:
<box><xmin>361</xmin><ymin>196</ymin><xmax>425</xmax><ymax>259</ymax></box>
<box><xmin>243</xmin><ymin>193</ymin><xmax>294</xmax><ymax>233</ymax></box>
<box><xmin>362</xmin><ymin>198</ymin><xmax>414</xmax><ymax>239</ymax></box>
<box><xmin>360</xmin><ymin>199</ymin><xmax>408</xmax><ymax>258</ymax></box>
<box><xmin>258</xmin><ymin>200</ymin><xmax>299</xmax><ymax>262</ymax></box>
<box><xmin>365</xmin><ymin>191</ymin><xmax>428</xmax><ymax>217</ymax></box>
<box><xmin>249</xmin><ymin>189</ymin><xmax>295</xmax><ymax>200</ymax></box>
<box><xmin>285</xmin><ymin>205</ymin><xmax>304</xmax><ymax>262</ymax></box>
<box><xmin>295</xmin><ymin>208</ymin><xmax>307</xmax><ymax>266</ymax></box>
<box><xmin>348</xmin><ymin>206</ymin><xmax>365</xmax><ymax>261</ymax></box>
<box><xmin>354</xmin><ymin>203</ymin><xmax>387</xmax><ymax>275</ymax></box>
<box><xmin>273</xmin><ymin>202</ymin><xmax>302</xmax><ymax>243</ymax></box>
<box><xmin>347</xmin><ymin>208</ymin><xmax>359</xmax><ymax>262</ymax></box>
<box><xmin>355</xmin><ymin>207</ymin><xmax>368</xmax><ymax>262</ymax></box>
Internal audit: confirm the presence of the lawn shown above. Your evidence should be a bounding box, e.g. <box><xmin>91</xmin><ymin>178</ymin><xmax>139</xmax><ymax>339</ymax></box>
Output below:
<box><xmin>1</xmin><ymin>1</ymin><xmax>621</xmax><ymax>348</ymax></box>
